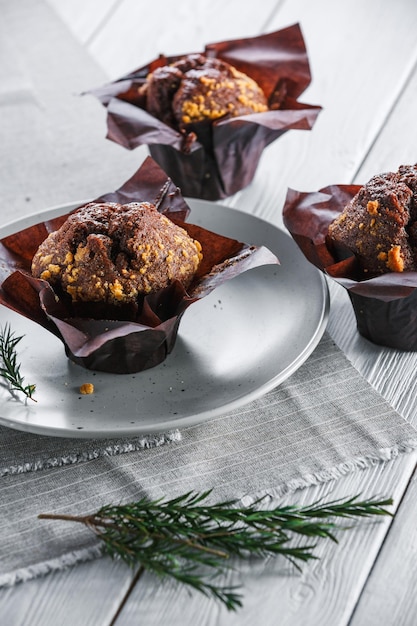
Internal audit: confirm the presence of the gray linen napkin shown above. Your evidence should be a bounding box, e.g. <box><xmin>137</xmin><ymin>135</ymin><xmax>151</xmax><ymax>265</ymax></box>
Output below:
<box><xmin>1</xmin><ymin>333</ymin><xmax>416</xmax><ymax>587</ymax></box>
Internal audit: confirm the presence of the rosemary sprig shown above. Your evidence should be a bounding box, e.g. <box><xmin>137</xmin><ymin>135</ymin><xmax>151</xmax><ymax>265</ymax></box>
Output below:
<box><xmin>0</xmin><ymin>323</ymin><xmax>36</xmax><ymax>402</ymax></box>
<box><xmin>39</xmin><ymin>490</ymin><xmax>393</xmax><ymax>611</ymax></box>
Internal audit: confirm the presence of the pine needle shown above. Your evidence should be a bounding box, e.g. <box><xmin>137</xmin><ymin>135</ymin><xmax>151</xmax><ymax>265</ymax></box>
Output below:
<box><xmin>39</xmin><ymin>490</ymin><xmax>393</xmax><ymax>611</ymax></box>
<box><xmin>0</xmin><ymin>323</ymin><xmax>36</xmax><ymax>402</ymax></box>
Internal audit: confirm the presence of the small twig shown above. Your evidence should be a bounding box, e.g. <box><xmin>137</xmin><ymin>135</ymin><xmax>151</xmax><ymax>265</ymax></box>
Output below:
<box><xmin>0</xmin><ymin>323</ymin><xmax>37</xmax><ymax>402</ymax></box>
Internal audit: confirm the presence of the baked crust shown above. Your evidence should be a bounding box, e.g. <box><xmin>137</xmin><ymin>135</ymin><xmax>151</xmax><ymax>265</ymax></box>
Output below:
<box><xmin>31</xmin><ymin>201</ymin><xmax>202</xmax><ymax>304</ymax></box>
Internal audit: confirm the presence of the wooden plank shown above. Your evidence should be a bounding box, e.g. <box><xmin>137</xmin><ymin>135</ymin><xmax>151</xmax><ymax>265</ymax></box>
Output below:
<box><xmin>0</xmin><ymin>558</ymin><xmax>134</xmax><ymax>626</ymax></box>
<box><xmin>0</xmin><ymin>0</ymin><xmax>142</xmax><ymax>222</ymax></box>
<box><xmin>45</xmin><ymin>0</ymin><xmax>119</xmax><ymax>44</ymax></box>
<box><xmin>350</xmin><ymin>465</ymin><xmax>417</xmax><ymax>626</ymax></box>
<box><xmin>353</xmin><ymin>60</ymin><xmax>417</xmax><ymax>183</ymax></box>
<box><xmin>85</xmin><ymin>0</ymin><xmax>282</xmax><ymax>78</ymax></box>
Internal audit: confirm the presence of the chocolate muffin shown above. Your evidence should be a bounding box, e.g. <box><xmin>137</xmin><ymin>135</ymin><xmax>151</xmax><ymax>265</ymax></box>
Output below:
<box><xmin>328</xmin><ymin>164</ymin><xmax>417</xmax><ymax>274</ymax></box>
<box><xmin>141</xmin><ymin>53</ymin><xmax>268</xmax><ymax>132</ymax></box>
<box><xmin>31</xmin><ymin>201</ymin><xmax>202</xmax><ymax>305</ymax></box>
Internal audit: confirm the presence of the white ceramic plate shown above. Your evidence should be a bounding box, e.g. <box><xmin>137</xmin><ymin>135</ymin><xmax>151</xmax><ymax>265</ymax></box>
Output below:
<box><xmin>0</xmin><ymin>200</ymin><xmax>329</xmax><ymax>438</ymax></box>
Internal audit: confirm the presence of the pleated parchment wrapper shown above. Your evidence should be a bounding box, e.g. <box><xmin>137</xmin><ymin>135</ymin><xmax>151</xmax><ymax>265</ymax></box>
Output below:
<box><xmin>0</xmin><ymin>158</ymin><xmax>279</xmax><ymax>373</ymax></box>
<box><xmin>88</xmin><ymin>24</ymin><xmax>322</xmax><ymax>201</ymax></box>
<box><xmin>283</xmin><ymin>183</ymin><xmax>417</xmax><ymax>351</ymax></box>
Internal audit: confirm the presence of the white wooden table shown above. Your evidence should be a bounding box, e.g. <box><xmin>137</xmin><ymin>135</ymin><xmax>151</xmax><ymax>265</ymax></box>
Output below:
<box><xmin>2</xmin><ymin>0</ymin><xmax>417</xmax><ymax>624</ymax></box>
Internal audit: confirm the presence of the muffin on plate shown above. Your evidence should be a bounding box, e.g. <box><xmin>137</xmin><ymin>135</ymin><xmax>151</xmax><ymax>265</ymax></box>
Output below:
<box><xmin>0</xmin><ymin>157</ymin><xmax>279</xmax><ymax>373</ymax></box>
<box><xmin>31</xmin><ymin>201</ymin><xmax>202</xmax><ymax>305</ymax></box>
<box><xmin>283</xmin><ymin>163</ymin><xmax>417</xmax><ymax>351</ymax></box>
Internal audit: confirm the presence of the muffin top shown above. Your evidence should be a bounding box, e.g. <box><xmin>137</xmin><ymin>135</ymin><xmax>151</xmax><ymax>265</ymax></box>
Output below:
<box><xmin>31</xmin><ymin>201</ymin><xmax>202</xmax><ymax>305</ymax></box>
<box><xmin>327</xmin><ymin>164</ymin><xmax>417</xmax><ymax>274</ymax></box>
<box><xmin>141</xmin><ymin>53</ymin><xmax>268</xmax><ymax>131</ymax></box>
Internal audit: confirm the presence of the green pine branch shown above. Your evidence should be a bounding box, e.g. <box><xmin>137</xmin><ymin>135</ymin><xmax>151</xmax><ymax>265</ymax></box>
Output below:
<box><xmin>39</xmin><ymin>490</ymin><xmax>393</xmax><ymax>611</ymax></box>
<box><xmin>0</xmin><ymin>323</ymin><xmax>36</xmax><ymax>402</ymax></box>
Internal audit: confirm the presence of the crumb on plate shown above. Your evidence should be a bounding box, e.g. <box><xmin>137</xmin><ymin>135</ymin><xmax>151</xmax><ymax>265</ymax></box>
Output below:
<box><xmin>80</xmin><ymin>383</ymin><xmax>94</xmax><ymax>395</ymax></box>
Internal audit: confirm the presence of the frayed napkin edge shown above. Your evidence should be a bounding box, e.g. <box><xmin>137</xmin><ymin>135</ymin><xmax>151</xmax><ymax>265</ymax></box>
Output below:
<box><xmin>1</xmin><ymin>438</ymin><xmax>417</xmax><ymax>589</ymax></box>
<box><xmin>0</xmin><ymin>545</ymin><xmax>104</xmax><ymax>589</ymax></box>
<box><xmin>239</xmin><ymin>439</ymin><xmax>417</xmax><ymax>503</ymax></box>
<box><xmin>0</xmin><ymin>429</ymin><xmax>182</xmax><ymax>477</ymax></box>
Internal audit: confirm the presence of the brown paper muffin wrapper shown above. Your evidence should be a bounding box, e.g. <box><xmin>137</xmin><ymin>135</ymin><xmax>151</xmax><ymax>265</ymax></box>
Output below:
<box><xmin>88</xmin><ymin>24</ymin><xmax>322</xmax><ymax>200</ymax></box>
<box><xmin>0</xmin><ymin>157</ymin><xmax>279</xmax><ymax>373</ymax></box>
<box><xmin>283</xmin><ymin>183</ymin><xmax>417</xmax><ymax>350</ymax></box>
